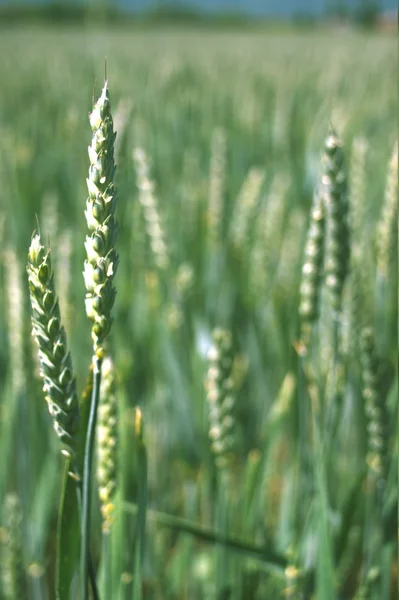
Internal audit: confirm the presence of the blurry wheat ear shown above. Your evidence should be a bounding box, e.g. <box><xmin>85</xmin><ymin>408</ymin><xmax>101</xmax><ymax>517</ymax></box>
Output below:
<box><xmin>250</xmin><ymin>173</ymin><xmax>289</xmax><ymax>300</ymax></box>
<box><xmin>97</xmin><ymin>356</ymin><xmax>118</xmax><ymax>533</ymax></box>
<box><xmin>27</xmin><ymin>233</ymin><xmax>80</xmax><ymax>464</ymax></box>
<box><xmin>277</xmin><ymin>209</ymin><xmax>306</xmax><ymax>294</ymax></box>
<box><xmin>340</xmin><ymin>251</ymin><xmax>366</xmax><ymax>359</ymax></box>
<box><xmin>1</xmin><ymin>494</ymin><xmax>27</xmax><ymax>600</ymax></box>
<box><xmin>208</xmin><ymin>127</ymin><xmax>226</xmax><ymax>243</ymax></box>
<box><xmin>56</xmin><ymin>228</ymin><xmax>73</xmax><ymax>333</ymax></box>
<box><xmin>230</xmin><ymin>167</ymin><xmax>265</xmax><ymax>253</ymax></box>
<box><xmin>298</xmin><ymin>189</ymin><xmax>326</xmax><ymax>351</ymax></box>
<box><xmin>360</xmin><ymin>327</ymin><xmax>389</xmax><ymax>490</ymax></box>
<box><xmin>354</xmin><ymin>566</ymin><xmax>380</xmax><ymax>600</ymax></box>
<box><xmin>133</xmin><ymin>147</ymin><xmax>170</xmax><ymax>271</ymax></box>
<box><xmin>4</xmin><ymin>247</ymin><xmax>25</xmax><ymax>396</ymax></box>
<box><xmin>376</xmin><ymin>142</ymin><xmax>398</xmax><ymax>280</ymax></box>
<box><xmin>40</xmin><ymin>190</ymin><xmax>59</xmax><ymax>243</ymax></box>
<box><xmin>205</xmin><ymin>328</ymin><xmax>238</xmax><ymax>477</ymax></box>
<box><xmin>322</xmin><ymin>128</ymin><xmax>350</xmax><ymax>314</ymax></box>
<box><xmin>349</xmin><ymin>136</ymin><xmax>368</xmax><ymax>251</ymax></box>
<box><xmin>284</xmin><ymin>565</ymin><xmax>303</xmax><ymax>600</ymax></box>
<box><xmin>84</xmin><ymin>80</ymin><xmax>119</xmax><ymax>357</ymax></box>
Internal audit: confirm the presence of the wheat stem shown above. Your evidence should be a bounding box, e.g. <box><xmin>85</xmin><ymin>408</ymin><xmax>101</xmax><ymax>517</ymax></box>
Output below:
<box><xmin>81</xmin><ymin>354</ymin><xmax>102</xmax><ymax>600</ymax></box>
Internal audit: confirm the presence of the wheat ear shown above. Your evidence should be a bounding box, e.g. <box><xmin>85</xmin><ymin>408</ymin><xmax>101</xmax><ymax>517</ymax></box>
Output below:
<box><xmin>1</xmin><ymin>494</ymin><xmax>27</xmax><ymax>600</ymax></box>
<box><xmin>97</xmin><ymin>356</ymin><xmax>118</xmax><ymax>533</ymax></box>
<box><xmin>299</xmin><ymin>189</ymin><xmax>326</xmax><ymax>349</ymax></box>
<box><xmin>27</xmin><ymin>233</ymin><xmax>80</xmax><ymax>462</ymax></box>
<box><xmin>81</xmin><ymin>79</ymin><xmax>119</xmax><ymax>600</ymax></box>
<box><xmin>376</xmin><ymin>142</ymin><xmax>398</xmax><ymax>279</ymax></box>
<box><xmin>133</xmin><ymin>147</ymin><xmax>170</xmax><ymax>271</ymax></box>
<box><xmin>84</xmin><ymin>80</ymin><xmax>119</xmax><ymax>356</ymax></box>
<box><xmin>360</xmin><ymin>328</ymin><xmax>389</xmax><ymax>487</ymax></box>
<box><xmin>322</xmin><ymin>128</ymin><xmax>350</xmax><ymax>313</ymax></box>
<box><xmin>205</xmin><ymin>328</ymin><xmax>238</xmax><ymax>474</ymax></box>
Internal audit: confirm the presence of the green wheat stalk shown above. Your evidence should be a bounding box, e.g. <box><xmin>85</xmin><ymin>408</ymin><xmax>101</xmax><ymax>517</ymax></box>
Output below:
<box><xmin>81</xmin><ymin>79</ymin><xmax>119</xmax><ymax>600</ymax></box>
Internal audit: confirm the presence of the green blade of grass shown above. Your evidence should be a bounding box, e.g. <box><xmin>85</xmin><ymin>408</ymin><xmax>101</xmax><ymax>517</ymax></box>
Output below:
<box><xmin>122</xmin><ymin>501</ymin><xmax>287</xmax><ymax>573</ymax></box>
<box><xmin>56</xmin><ymin>363</ymin><xmax>97</xmax><ymax>600</ymax></box>
<box><xmin>56</xmin><ymin>458</ymin><xmax>80</xmax><ymax>600</ymax></box>
<box><xmin>132</xmin><ymin>408</ymin><xmax>148</xmax><ymax>600</ymax></box>
<box><xmin>308</xmin><ymin>378</ymin><xmax>337</xmax><ymax>600</ymax></box>
<box><xmin>81</xmin><ymin>355</ymin><xmax>102</xmax><ymax>600</ymax></box>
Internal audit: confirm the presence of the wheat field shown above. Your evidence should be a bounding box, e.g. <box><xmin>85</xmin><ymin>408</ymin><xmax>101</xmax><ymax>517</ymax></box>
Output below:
<box><xmin>0</xmin><ymin>25</ymin><xmax>397</xmax><ymax>600</ymax></box>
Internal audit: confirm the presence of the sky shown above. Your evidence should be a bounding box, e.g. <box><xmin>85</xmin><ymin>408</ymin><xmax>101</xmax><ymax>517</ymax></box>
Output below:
<box><xmin>123</xmin><ymin>0</ymin><xmax>397</xmax><ymax>17</ymax></box>
<box><xmin>3</xmin><ymin>0</ymin><xmax>397</xmax><ymax>17</ymax></box>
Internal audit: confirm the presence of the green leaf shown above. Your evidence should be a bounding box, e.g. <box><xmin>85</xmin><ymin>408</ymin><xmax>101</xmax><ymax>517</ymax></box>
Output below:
<box><xmin>310</xmin><ymin>390</ymin><xmax>338</xmax><ymax>600</ymax></box>
<box><xmin>56</xmin><ymin>459</ymin><xmax>80</xmax><ymax>600</ymax></box>
<box><xmin>133</xmin><ymin>408</ymin><xmax>148</xmax><ymax>600</ymax></box>
<box><xmin>56</xmin><ymin>363</ymin><xmax>94</xmax><ymax>600</ymax></box>
<box><xmin>122</xmin><ymin>501</ymin><xmax>287</xmax><ymax>573</ymax></box>
<box><xmin>29</xmin><ymin>453</ymin><xmax>59</xmax><ymax>561</ymax></box>
<box><xmin>334</xmin><ymin>468</ymin><xmax>366</xmax><ymax>566</ymax></box>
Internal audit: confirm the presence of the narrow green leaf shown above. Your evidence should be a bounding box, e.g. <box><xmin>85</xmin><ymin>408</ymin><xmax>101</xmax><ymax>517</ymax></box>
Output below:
<box><xmin>133</xmin><ymin>407</ymin><xmax>148</xmax><ymax>600</ymax></box>
<box><xmin>334</xmin><ymin>469</ymin><xmax>366</xmax><ymax>566</ymax></box>
<box><xmin>56</xmin><ymin>459</ymin><xmax>80</xmax><ymax>600</ymax></box>
<box><xmin>56</xmin><ymin>363</ymin><xmax>94</xmax><ymax>600</ymax></box>
<box><xmin>122</xmin><ymin>501</ymin><xmax>287</xmax><ymax>572</ymax></box>
<box><xmin>309</xmin><ymin>387</ymin><xmax>337</xmax><ymax>600</ymax></box>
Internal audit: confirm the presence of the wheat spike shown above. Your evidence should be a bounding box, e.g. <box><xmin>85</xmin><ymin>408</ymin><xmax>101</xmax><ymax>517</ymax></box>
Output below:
<box><xmin>27</xmin><ymin>233</ymin><xmax>80</xmax><ymax>461</ymax></box>
<box><xmin>322</xmin><ymin>128</ymin><xmax>350</xmax><ymax>313</ymax></box>
<box><xmin>97</xmin><ymin>356</ymin><xmax>118</xmax><ymax>533</ymax></box>
<box><xmin>84</xmin><ymin>80</ymin><xmax>119</xmax><ymax>355</ymax></box>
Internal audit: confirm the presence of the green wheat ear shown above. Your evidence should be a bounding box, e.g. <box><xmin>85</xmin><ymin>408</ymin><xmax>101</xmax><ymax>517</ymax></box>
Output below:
<box><xmin>27</xmin><ymin>233</ymin><xmax>80</xmax><ymax>462</ymax></box>
<box><xmin>208</xmin><ymin>127</ymin><xmax>227</xmax><ymax>243</ymax></box>
<box><xmin>205</xmin><ymin>328</ymin><xmax>238</xmax><ymax>474</ymax></box>
<box><xmin>97</xmin><ymin>356</ymin><xmax>118</xmax><ymax>533</ymax></box>
<box><xmin>322</xmin><ymin>128</ymin><xmax>350</xmax><ymax>313</ymax></box>
<box><xmin>133</xmin><ymin>146</ymin><xmax>170</xmax><ymax>271</ymax></box>
<box><xmin>1</xmin><ymin>494</ymin><xmax>27</xmax><ymax>600</ymax></box>
<box><xmin>299</xmin><ymin>188</ymin><xmax>326</xmax><ymax>350</ymax></box>
<box><xmin>84</xmin><ymin>80</ymin><xmax>119</xmax><ymax>356</ymax></box>
<box><xmin>360</xmin><ymin>327</ymin><xmax>389</xmax><ymax>487</ymax></box>
<box><xmin>376</xmin><ymin>142</ymin><xmax>398</xmax><ymax>279</ymax></box>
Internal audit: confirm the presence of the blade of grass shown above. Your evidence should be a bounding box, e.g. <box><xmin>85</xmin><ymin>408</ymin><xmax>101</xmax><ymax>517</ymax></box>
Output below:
<box><xmin>56</xmin><ymin>362</ymin><xmax>100</xmax><ymax>600</ymax></box>
<box><xmin>81</xmin><ymin>354</ymin><xmax>102</xmax><ymax>600</ymax></box>
<box><xmin>308</xmin><ymin>374</ymin><xmax>337</xmax><ymax>600</ymax></box>
<box><xmin>56</xmin><ymin>459</ymin><xmax>80</xmax><ymax>600</ymax></box>
<box><xmin>122</xmin><ymin>501</ymin><xmax>287</xmax><ymax>572</ymax></box>
<box><xmin>132</xmin><ymin>407</ymin><xmax>148</xmax><ymax>600</ymax></box>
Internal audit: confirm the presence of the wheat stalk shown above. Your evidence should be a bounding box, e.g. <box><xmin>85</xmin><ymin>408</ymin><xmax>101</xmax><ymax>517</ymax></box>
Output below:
<box><xmin>82</xmin><ymin>78</ymin><xmax>119</xmax><ymax>600</ymax></box>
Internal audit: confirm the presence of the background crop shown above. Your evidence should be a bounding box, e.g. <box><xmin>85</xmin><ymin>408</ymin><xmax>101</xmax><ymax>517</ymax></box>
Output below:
<box><xmin>0</xmin><ymin>22</ymin><xmax>397</xmax><ymax>600</ymax></box>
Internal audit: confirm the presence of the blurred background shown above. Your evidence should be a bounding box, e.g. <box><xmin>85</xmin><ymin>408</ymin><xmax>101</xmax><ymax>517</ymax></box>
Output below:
<box><xmin>0</xmin><ymin>1</ymin><xmax>397</xmax><ymax>599</ymax></box>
